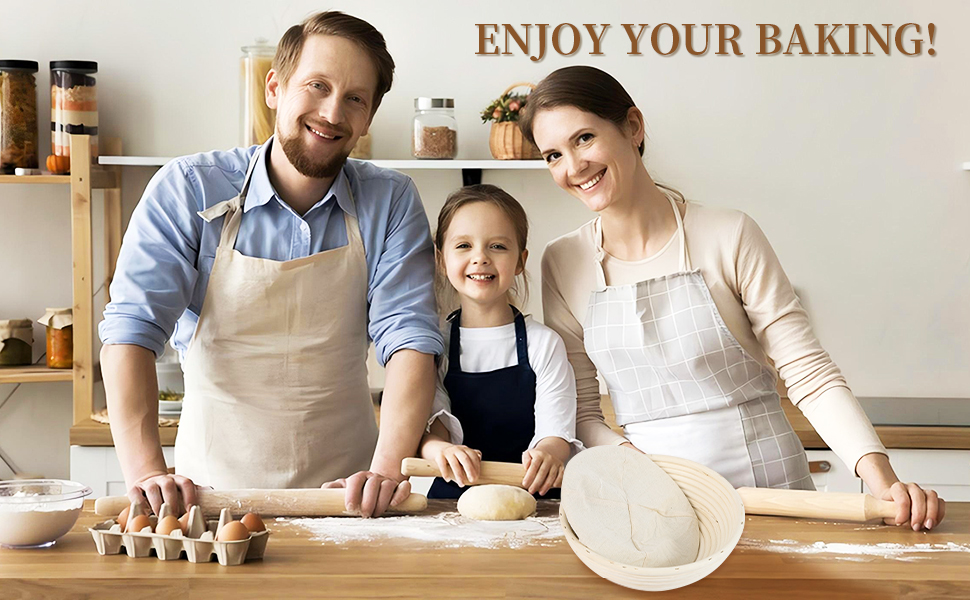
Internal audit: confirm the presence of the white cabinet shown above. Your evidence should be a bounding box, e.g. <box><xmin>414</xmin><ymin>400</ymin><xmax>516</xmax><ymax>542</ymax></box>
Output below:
<box><xmin>806</xmin><ymin>450</ymin><xmax>863</xmax><ymax>493</ymax></box>
<box><xmin>70</xmin><ymin>445</ymin><xmax>176</xmax><ymax>498</ymax></box>
<box><xmin>863</xmin><ymin>449</ymin><xmax>970</xmax><ymax>502</ymax></box>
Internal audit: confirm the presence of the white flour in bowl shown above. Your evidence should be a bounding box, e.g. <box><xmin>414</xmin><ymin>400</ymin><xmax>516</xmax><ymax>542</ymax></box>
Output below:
<box><xmin>285</xmin><ymin>510</ymin><xmax>563</xmax><ymax>550</ymax></box>
<box><xmin>0</xmin><ymin>492</ymin><xmax>83</xmax><ymax>547</ymax></box>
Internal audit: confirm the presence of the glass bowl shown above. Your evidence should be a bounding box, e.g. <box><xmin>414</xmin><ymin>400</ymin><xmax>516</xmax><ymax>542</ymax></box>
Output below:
<box><xmin>0</xmin><ymin>479</ymin><xmax>92</xmax><ymax>548</ymax></box>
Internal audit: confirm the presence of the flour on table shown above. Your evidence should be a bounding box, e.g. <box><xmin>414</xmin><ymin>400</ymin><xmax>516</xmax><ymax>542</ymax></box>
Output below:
<box><xmin>284</xmin><ymin>510</ymin><xmax>563</xmax><ymax>549</ymax></box>
<box><xmin>738</xmin><ymin>537</ymin><xmax>970</xmax><ymax>562</ymax></box>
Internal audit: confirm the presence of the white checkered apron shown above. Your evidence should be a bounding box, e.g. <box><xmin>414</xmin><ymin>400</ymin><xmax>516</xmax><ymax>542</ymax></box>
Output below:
<box><xmin>583</xmin><ymin>196</ymin><xmax>813</xmax><ymax>490</ymax></box>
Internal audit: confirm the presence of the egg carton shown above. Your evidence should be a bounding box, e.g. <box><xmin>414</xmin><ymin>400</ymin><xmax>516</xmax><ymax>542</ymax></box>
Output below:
<box><xmin>88</xmin><ymin>503</ymin><xmax>269</xmax><ymax>566</ymax></box>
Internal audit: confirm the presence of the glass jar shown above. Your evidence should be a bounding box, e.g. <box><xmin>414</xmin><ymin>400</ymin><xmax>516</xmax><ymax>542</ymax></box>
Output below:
<box><xmin>0</xmin><ymin>61</ymin><xmax>39</xmax><ymax>174</ymax></box>
<box><xmin>50</xmin><ymin>61</ymin><xmax>98</xmax><ymax>168</ymax></box>
<box><xmin>412</xmin><ymin>98</ymin><xmax>457</xmax><ymax>159</ymax></box>
<box><xmin>0</xmin><ymin>319</ymin><xmax>33</xmax><ymax>366</ymax></box>
<box><xmin>38</xmin><ymin>308</ymin><xmax>73</xmax><ymax>369</ymax></box>
<box><xmin>241</xmin><ymin>40</ymin><xmax>277</xmax><ymax>147</ymax></box>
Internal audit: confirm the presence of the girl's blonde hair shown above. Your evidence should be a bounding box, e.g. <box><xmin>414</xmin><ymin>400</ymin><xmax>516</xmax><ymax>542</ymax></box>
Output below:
<box><xmin>434</xmin><ymin>184</ymin><xmax>530</xmax><ymax>315</ymax></box>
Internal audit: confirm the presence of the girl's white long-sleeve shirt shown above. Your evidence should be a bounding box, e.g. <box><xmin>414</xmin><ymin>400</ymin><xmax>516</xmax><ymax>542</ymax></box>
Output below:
<box><xmin>541</xmin><ymin>199</ymin><xmax>887</xmax><ymax>475</ymax></box>
<box><xmin>428</xmin><ymin>315</ymin><xmax>585</xmax><ymax>455</ymax></box>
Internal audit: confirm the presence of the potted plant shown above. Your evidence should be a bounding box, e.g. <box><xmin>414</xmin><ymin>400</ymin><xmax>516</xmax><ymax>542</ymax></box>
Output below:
<box><xmin>481</xmin><ymin>82</ymin><xmax>541</xmax><ymax>160</ymax></box>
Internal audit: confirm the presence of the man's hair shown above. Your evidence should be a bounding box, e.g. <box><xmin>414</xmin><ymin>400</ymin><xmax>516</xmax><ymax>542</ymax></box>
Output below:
<box><xmin>273</xmin><ymin>11</ymin><xmax>395</xmax><ymax>113</ymax></box>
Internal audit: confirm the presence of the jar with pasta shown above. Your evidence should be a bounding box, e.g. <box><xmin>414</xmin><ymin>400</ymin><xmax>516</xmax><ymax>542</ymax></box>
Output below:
<box><xmin>50</xmin><ymin>61</ymin><xmax>98</xmax><ymax>170</ymax></box>
<box><xmin>38</xmin><ymin>308</ymin><xmax>73</xmax><ymax>369</ymax></box>
<box><xmin>0</xmin><ymin>60</ymin><xmax>39</xmax><ymax>174</ymax></box>
<box><xmin>241</xmin><ymin>40</ymin><xmax>277</xmax><ymax>146</ymax></box>
<box><xmin>0</xmin><ymin>319</ymin><xmax>33</xmax><ymax>367</ymax></box>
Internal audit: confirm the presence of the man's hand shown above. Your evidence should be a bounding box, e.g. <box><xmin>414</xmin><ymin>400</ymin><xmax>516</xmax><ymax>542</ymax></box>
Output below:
<box><xmin>128</xmin><ymin>470</ymin><xmax>199</xmax><ymax>516</ymax></box>
<box><xmin>322</xmin><ymin>471</ymin><xmax>411</xmax><ymax>518</ymax></box>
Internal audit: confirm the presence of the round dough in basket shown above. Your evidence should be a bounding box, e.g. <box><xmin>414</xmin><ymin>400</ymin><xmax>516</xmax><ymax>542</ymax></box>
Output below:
<box><xmin>457</xmin><ymin>485</ymin><xmax>537</xmax><ymax>521</ymax></box>
<box><xmin>562</xmin><ymin>446</ymin><xmax>700</xmax><ymax>568</ymax></box>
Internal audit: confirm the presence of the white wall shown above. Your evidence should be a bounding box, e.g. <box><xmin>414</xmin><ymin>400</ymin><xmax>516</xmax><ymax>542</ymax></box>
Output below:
<box><xmin>1</xmin><ymin>0</ymin><xmax>968</xmax><ymax>479</ymax></box>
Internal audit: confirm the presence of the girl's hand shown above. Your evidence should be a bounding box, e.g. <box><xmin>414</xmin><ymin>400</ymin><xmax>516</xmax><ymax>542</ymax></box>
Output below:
<box><xmin>879</xmin><ymin>481</ymin><xmax>946</xmax><ymax>531</ymax></box>
<box><xmin>522</xmin><ymin>449</ymin><xmax>564</xmax><ymax>496</ymax></box>
<box><xmin>434</xmin><ymin>445</ymin><xmax>482</xmax><ymax>487</ymax></box>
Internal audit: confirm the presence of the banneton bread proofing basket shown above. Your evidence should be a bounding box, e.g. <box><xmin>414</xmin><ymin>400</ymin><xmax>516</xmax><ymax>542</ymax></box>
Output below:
<box><xmin>560</xmin><ymin>454</ymin><xmax>745</xmax><ymax>592</ymax></box>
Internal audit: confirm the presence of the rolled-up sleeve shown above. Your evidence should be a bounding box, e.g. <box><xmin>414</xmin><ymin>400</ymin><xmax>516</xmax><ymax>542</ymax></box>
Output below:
<box><xmin>98</xmin><ymin>160</ymin><xmax>202</xmax><ymax>357</ymax></box>
<box><xmin>367</xmin><ymin>178</ymin><xmax>444</xmax><ymax>365</ymax></box>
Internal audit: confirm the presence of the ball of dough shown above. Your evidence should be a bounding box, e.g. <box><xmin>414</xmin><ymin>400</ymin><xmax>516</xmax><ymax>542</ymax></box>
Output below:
<box><xmin>457</xmin><ymin>485</ymin><xmax>537</xmax><ymax>521</ymax></box>
<box><xmin>562</xmin><ymin>446</ymin><xmax>700</xmax><ymax>568</ymax></box>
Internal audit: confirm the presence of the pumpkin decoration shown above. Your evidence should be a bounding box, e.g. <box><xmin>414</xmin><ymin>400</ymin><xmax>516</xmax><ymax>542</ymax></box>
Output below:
<box><xmin>46</xmin><ymin>154</ymin><xmax>70</xmax><ymax>174</ymax></box>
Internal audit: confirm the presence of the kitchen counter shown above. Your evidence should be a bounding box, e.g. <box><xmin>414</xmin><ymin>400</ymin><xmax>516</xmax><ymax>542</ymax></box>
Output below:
<box><xmin>2</xmin><ymin>501</ymin><xmax>968</xmax><ymax>599</ymax></box>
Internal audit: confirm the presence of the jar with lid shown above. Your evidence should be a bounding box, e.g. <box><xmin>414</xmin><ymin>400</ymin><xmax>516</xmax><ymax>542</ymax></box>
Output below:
<box><xmin>50</xmin><ymin>61</ymin><xmax>98</xmax><ymax>172</ymax></box>
<box><xmin>241</xmin><ymin>40</ymin><xmax>277</xmax><ymax>147</ymax></box>
<box><xmin>412</xmin><ymin>98</ymin><xmax>457</xmax><ymax>159</ymax></box>
<box><xmin>38</xmin><ymin>308</ymin><xmax>73</xmax><ymax>369</ymax></box>
<box><xmin>0</xmin><ymin>319</ymin><xmax>33</xmax><ymax>366</ymax></box>
<box><xmin>0</xmin><ymin>60</ymin><xmax>39</xmax><ymax>174</ymax></box>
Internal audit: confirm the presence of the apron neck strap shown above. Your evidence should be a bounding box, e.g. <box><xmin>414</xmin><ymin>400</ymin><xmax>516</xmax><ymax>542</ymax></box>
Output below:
<box><xmin>591</xmin><ymin>191</ymin><xmax>692</xmax><ymax>282</ymax></box>
<box><xmin>446</xmin><ymin>306</ymin><xmax>529</xmax><ymax>373</ymax></box>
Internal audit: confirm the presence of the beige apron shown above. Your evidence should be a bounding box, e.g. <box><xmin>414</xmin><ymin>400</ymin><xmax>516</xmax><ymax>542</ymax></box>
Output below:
<box><xmin>584</xmin><ymin>195</ymin><xmax>814</xmax><ymax>490</ymax></box>
<box><xmin>175</xmin><ymin>154</ymin><xmax>378</xmax><ymax>489</ymax></box>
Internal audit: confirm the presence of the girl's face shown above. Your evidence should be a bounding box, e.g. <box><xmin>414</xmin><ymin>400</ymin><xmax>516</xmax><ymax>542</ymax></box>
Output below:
<box><xmin>440</xmin><ymin>201</ymin><xmax>528</xmax><ymax>310</ymax></box>
<box><xmin>531</xmin><ymin>105</ymin><xmax>644</xmax><ymax>214</ymax></box>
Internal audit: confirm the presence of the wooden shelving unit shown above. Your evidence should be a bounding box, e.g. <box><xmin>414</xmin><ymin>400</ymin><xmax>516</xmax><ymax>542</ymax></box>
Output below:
<box><xmin>0</xmin><ymin>134</ymin><xmax>122</xmax><ymax>434</ymax></box>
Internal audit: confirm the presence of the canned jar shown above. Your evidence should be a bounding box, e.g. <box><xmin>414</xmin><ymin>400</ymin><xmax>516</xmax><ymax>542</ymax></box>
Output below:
<box><xmin>241</xmin><ymin>40</ymin><xmax>276</xmax><ymax>147</ymax></box>
<box><xmin>38</xmin><ymin>308</ymin><xmax>73</xmax><ymax>369</ymax></box>
<box><xmin>0</xmin><ymin>60</ymin><xmax>39</xmax><ymax>174</ymax></box>
<box><xmin>412</xmin><ymin>98</ymin><xmax>457</xmax><ymax>159</ymax></box>
<box><xmin>50</xmin><ymin>61</ymin><xmax>98</xmax><ymax>164</ymax></box>
<box><xmin>0</xmin><ymin>319</ymin><xmax>33</xmax><ymax>366</ymax></box>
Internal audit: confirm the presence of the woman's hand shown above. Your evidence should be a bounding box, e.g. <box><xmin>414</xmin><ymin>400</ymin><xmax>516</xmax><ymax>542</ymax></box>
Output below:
<box><xmin>856</xmin><ymin>452</ymin><xmax>945</xmax><ymax>530</ymax></box>
<box><xmin>878</xmin><ymin>481</ymin><xmax>946</xmax><ymax>531</ymax></box>
<box><xmin>128</xmin><ymin>470</ymin><xmax>198</xmax><ymax>516</ymax></box>
<box><xmin>522</xmin><ymin>449</ymin><xmax>564</xmax><ymax>496</ymax></box>
<box><xmin>434</xmin><ymin>445</ymin><xmax>482</xmax><ymax>487</ymax></box>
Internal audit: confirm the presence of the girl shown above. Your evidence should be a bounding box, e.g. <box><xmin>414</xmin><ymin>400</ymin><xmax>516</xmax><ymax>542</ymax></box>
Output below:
<box><xmin>519</xmin><ymin>66</ymin><xmax>944</xmax><ymax>530</ymax></box>
<box><xmin>420</xmin><ymin>184</ymin><xmax>583</xmax><ymax>499</ymax></box>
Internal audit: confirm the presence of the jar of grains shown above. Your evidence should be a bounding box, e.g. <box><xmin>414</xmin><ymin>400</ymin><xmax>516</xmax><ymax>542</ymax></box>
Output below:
<box><xmin>0</xmin><ymin>60</ymin><xmax>39</xmax><ymax>174</ymax></box>
<box><xmin>0</xmin><ymin>319</ymin><xmax>33</xmax><ymax>367</ymax></box>
<box><xmin>38</xmin><ymin>308</ymin><xmax>73</xmax><ymax>369</ymax></box>
<box><xmin>412</xmin><ymin>98</ymin><xmax>457</xmax><ymax>159</ymax></box>
<box><xmin>240</xmin><ymin>40</ymin><xmax>276</xmax><ymax>147</ymax></box>
<box><xmin>50</xmin><ymin>61</ymin><xmax>98</xmax><ymax>163</ymax></box>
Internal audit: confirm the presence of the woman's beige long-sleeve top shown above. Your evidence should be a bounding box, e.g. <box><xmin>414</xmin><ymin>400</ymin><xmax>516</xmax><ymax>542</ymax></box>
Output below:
<box><xmin>541</xmin><ymin>199</ymin><xmax>887</xmax><ymax>474</ymax></box>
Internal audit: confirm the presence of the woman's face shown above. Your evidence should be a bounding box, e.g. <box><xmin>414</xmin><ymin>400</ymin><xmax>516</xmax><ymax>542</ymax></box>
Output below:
<box><xmin>532</xmin><ymin>105</ymin><xmax>644</xmax><ymax>214</ymax></box>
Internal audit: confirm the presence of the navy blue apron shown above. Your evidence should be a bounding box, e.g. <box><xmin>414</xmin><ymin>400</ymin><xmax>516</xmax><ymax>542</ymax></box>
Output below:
<box><xmin>428</xmin><ymin>307</ymin><xmax>561</xmax><ymax>500</ymax></box>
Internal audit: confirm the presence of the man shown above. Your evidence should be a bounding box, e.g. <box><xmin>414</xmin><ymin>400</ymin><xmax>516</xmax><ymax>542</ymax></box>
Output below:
<box><xmin>99</xmin><ymin>11</ymin><xmax>442</xmax><ymax>518</ymax></box>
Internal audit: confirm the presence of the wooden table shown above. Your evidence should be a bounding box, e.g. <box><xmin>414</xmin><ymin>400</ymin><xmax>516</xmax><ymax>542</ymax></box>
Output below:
<box><xmin>2</xmin><ymin>501</ymin><xmax>968</xmax><ymax>599</ymax></box>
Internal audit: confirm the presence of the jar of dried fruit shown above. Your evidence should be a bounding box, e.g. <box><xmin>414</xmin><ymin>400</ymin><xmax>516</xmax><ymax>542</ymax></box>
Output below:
<box><xmin>0</xmin><ymin>60</ymin><xmax>39</xmax><ymax>174</ymax></box>
<box><xmin>38</xmin><ymin>308</ymin><xmax>73</xmax><ymax>369</ymax></box>
<box><xmin>412</xmin><ymin>98</ymin><xmax>457</xmax><ymax>159</ymax></box>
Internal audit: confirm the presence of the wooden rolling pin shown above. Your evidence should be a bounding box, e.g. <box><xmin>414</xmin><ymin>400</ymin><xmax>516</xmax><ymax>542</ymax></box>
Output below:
<box><xmin>402</xmin><ymin>458</ymin><xmax>897</xmax><ymax>522</ymax></box>
<box><xmin>94</xmin><ymin>489</ymin><xmax>428</xmax><ymax>518</ymax></box>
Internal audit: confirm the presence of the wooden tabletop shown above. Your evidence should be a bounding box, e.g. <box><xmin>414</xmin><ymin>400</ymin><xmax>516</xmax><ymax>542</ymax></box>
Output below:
<box><xmin>2</xmin><ymin>501</ymin><xmax>968</xmax><ymax>599</ymax></box>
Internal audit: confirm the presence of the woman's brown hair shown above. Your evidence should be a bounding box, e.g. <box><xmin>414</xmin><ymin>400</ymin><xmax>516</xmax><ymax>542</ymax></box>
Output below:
<box><xmin>434</xmin><ymin>184</ymin><xmax>530</xmax><ymax>314</ymax></box>
<box><xmin>519</xmin><ymin>65</ymin><xmax>645</xmax><ymax>156</ymax></box>
<box><xmin>273</xmin><ymin>11</ymin><xmax>395</xmax><ymax>114</ymax></box>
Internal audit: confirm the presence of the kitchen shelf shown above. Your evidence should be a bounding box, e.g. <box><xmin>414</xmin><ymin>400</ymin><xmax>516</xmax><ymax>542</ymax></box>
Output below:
<box><xmin>98</xmin><ymin>156</ymin><xmax>548</xmax><ymax>186</ymax></box>
<box><xmin>0</xmin><ymin>365</ymin><xmax>74</xmax><ymax>384</ymax></box>
<box><xmin>70</xmin><ymin>416</ymin><xmax>177</xmax><ymax>446</ymax></box>
<box><xmin>0</xmin><ymin>170</ymin><xmax>118</xmax><ymax>189</ymax></box>
<box><xmin>0</xmin><ymin>135</ymin><xmax>123</xmax><ymax>433</ymax></box>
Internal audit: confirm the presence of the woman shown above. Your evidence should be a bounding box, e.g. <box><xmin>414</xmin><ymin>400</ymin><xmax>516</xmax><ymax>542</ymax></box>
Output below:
<box><xmin>519</xmin><ymin>65</ymin><xmax>944</xmax><ymax>530</ymax></box>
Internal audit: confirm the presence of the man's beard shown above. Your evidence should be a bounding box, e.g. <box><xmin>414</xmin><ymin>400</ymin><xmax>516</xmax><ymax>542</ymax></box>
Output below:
<box><xmin>278</xmin><ymin>125</ymin><xmax>352</xmax><ymax>179</ymax></box>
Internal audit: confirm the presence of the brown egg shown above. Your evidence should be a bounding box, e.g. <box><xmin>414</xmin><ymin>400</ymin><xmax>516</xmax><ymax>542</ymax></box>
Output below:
<box><xmin>117</xmin><ymin>506</ymin><xmax>130</xmax><ymax>530</ymax></box>
<box><xmin>156</xmin><ymin>515</ymin><xmax>182</xmax><ymax>536</ymax></box>
<box><xmin>216</xmin><ymin>520</ymin><xmax>250</xmax><ymax>542</ymax></box>
<box><xmin>178</xmin><ymin>512</ymin><xmax>192</xmax><ymax>535</ymax></box>
<box><xmin>127</xmin><ymin>514</ymin><xmax>152</xmax><ymax>533</ymax></box>
<box><xmin>240</xmin><ymin>513</ymin><xmax>266</xmax><ymax>533</ymax></box>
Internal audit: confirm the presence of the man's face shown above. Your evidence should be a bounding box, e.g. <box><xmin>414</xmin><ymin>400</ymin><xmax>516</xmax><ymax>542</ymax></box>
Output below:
<box><xmin>266</xmin><ymin>35</ymin><xmax>378</xmax><ymax>179</ymax></box>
